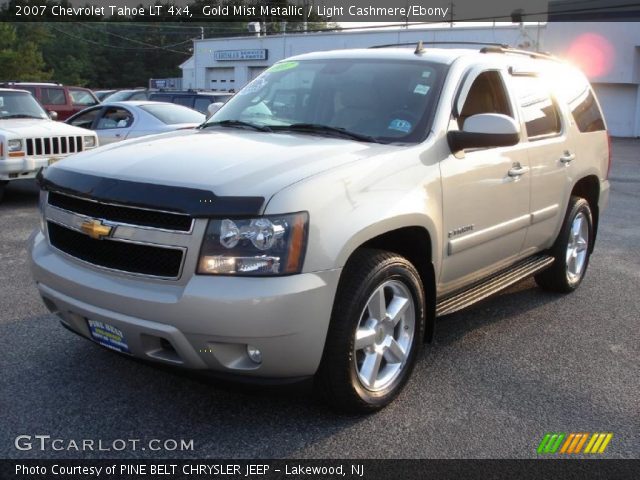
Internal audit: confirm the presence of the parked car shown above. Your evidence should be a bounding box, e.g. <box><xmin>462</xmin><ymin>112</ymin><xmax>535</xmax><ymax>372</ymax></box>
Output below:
<box><xmin>29</xmin><ymin>46</ymin><xmax>610</xmax><ymax>412</ymax></box>
<box><xmin>66</xmin><ymin>101</ymin><xmax>205</xmax><ymax>145</ymax></box>
<box><xmin>102</xmin><ymin>89</ymin><xmax>151</xmax><ymax>102</ymax></box>
<box><xmin>148</xmin><ymin>91</ymin><xmax>233</xmax><ymax>114</ymax></box>
<box><xmin>0</xmin><ymin>88</ymin><xmax>98</xmax><ymax>202</ymax></box>
<box><xmin>93</xmin><ymin>90</ymin><xmax>117</xmax><ymax>102</ymax></box>
<box><xmin>0</xmin><ymin>82</ymin><xmax>99</xmax><ymax>121</ymax></box>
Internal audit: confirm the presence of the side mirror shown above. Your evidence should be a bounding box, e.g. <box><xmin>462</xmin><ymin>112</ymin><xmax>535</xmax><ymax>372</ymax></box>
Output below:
<box><xmin>447</xmin><ymin>113</ymin><xmax>520</xmax><ymax>152</ymax></box>
<box><xmin>206</xmin><ymin>102</ymin><xmax>224</xmax><ymax>119</ymax></box>
<box><xmin>48</xmin><ymin>110</ymin><xmax>58</xmax><ymax>121</ymax></box>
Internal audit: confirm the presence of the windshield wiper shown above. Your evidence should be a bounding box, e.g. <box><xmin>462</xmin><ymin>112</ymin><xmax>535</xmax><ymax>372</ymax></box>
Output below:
<box><xmin>0</xmin><ymin>114</ymin><xmax>45</xmax><ymax>120</ymax></box>
<box><xmin>200</xmin><ymin>119</ymin><xmax>272</xmax><ymax>132</ymax></box>
<box><xmin>271</xmin><ymin>123</ymin><xmax>378</xmax><ymax>143</ymax></box>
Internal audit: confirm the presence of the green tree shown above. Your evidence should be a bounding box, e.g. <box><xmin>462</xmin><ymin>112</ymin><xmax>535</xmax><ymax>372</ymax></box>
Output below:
<box><xmin>0</xmin><ymin>23</ymin><xmax>51</xmax><ymax>80</ymax></box>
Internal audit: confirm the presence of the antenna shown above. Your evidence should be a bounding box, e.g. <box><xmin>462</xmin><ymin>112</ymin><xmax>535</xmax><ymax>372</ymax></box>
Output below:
<box><xmin>414</xmin><ymin>41</ymin><xmax>425</xmax><ymax>54</ymax></box>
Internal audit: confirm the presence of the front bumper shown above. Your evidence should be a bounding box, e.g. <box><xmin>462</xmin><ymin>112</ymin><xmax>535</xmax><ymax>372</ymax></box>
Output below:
<box><xmin>29</xmin><ymin>231</ymin><xmax>341</xmax><ymax>378</ymax></box>
<box><xmin>0</xmin><ymin>156</ymin><xmax>50</xmax><ymax>181</ymax></box>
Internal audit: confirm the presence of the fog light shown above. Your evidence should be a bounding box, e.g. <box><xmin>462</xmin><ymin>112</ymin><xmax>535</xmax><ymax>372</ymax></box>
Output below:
<box><xmin>247</xmin><ymin>345</ymin><xmax>262</xmax><ymax>364</ymax></box>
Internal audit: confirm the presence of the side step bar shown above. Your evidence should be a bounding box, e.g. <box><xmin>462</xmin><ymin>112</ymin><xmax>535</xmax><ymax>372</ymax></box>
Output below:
<box><xmin>436</xmin><ymin>255</ymin><xmax>555</xmax><ymax>317</ymax></box>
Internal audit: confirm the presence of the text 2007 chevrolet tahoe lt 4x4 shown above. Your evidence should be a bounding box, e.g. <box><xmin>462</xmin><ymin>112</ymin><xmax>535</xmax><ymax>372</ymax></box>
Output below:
<box><xmin>29</xmin><ymin>45</ymin><xmax>610</xmax><ymax>412</ymax></box>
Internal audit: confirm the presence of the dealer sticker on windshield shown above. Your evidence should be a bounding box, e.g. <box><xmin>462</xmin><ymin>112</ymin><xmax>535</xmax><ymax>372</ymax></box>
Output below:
<box><xmin>87</xmin><ymin>319</ymin><xmax>131</xmax><ymax>354</ymax></box>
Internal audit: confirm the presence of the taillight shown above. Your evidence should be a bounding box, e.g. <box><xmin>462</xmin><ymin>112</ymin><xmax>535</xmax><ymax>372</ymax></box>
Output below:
<box><xmin>606</xmin><ymin>133</ymin><xmax>612</xmax><ymax>180</ymax></box>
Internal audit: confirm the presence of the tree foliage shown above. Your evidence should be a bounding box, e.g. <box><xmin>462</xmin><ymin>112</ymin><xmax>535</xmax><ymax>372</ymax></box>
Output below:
<box><xmin>0</xmin><ymin>0</ymin><xmax>334</xmax><ymax>88</ymax></box>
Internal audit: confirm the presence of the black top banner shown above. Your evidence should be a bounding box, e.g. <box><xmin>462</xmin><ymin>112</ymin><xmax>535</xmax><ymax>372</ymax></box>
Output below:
<box><xmin>1</xmin><ymin>0</ymin><xmax>640</xmax><ymax>22</ymax></box>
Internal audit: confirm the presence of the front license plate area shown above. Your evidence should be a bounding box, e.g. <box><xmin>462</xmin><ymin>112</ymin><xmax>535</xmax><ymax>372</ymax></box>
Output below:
<box><xmin>87</xmin><ymin>319</ymin><xmax>131</xmax><ymax>354</ymax></box>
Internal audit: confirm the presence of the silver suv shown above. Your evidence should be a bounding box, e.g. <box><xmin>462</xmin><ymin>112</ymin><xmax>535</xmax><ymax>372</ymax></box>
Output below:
<box><xmin>29</xmin><ymin>45</ymin><xmax>610</xmax><ymax>412</ymax></box>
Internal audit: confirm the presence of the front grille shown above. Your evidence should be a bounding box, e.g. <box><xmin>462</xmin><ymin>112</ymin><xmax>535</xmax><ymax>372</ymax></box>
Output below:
<box><xmin>48</xmin><ymin>192</ymin><xmax>193</xmax><ymax>232</ymax></box>
<box><xmin>26</xmin><ymin>136</ymin><xmax>83</xmax><ymax>156</ymax></box>
<box><xmin>47</xmin><ymin>222</ymin><xmax>183</xmax><ymax>278</ymax></box>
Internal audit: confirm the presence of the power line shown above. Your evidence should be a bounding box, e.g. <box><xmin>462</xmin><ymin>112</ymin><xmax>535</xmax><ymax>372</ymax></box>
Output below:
<box><xmin>48</xmin><ymin>25</ymin><xmax>192</xmax><ymax>55</ymax></box>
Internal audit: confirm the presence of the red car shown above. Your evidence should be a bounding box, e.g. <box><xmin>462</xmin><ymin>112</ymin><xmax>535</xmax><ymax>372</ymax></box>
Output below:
<box><xmin>0</xmin><ymin>82</ymin><xmax>99</xmax><ymax>120</ymax></box>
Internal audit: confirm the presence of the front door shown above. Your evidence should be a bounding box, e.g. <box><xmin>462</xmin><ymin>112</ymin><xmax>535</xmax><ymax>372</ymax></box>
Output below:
<box><xmin>439</xmin><ymin>68</ymin><xmax>531</xmax><ymax>291</ymax></box>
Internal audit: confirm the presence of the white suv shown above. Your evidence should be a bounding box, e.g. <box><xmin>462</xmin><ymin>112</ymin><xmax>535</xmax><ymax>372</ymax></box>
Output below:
<box><xmin>29</xmin><ymin>45</ymin><xmax>610</xmax><ymax>412</ymax></box>
<box><xmin>0</xmin><ymin>88</ymin><xmax>98</xmax><ymax>202</ymax></box>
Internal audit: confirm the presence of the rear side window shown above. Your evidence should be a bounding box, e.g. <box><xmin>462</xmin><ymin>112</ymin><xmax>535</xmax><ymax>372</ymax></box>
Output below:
<box><xmin>549</xmin><ymin>69</ymin><xmax>605</xmax><ymax>133</ymax></box>
<box><xmin>512</xmin><ymin>76</ymin><xmax>561</xmax><ymax>139</ymax></box>
<box><xmin>41</xmin><ymin>88</ymin><xmax>66</xmax><ymax>105</ymax></box>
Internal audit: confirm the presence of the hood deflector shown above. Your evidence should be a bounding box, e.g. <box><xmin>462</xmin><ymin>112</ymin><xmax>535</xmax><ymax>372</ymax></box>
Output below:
<box><xmin>37</xmin><ymin>168</ymin><xmax>265</xmax><ymax>217</ymax></box>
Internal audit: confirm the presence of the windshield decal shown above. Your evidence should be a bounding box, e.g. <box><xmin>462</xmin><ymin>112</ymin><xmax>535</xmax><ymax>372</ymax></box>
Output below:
<box><xmin>267</xmin><ymin>61</ymin><xmax>299</xmax><ymax>73</ymax></box>
<box><xmin>238</xmin><ymin>74</ymin><xmax>270</xmax><ymax>96</ymax></box>
<box><xmin>388</xmin><ymin>119</ymin><xmax>412</xmax><ymax>133</ymax></box>
<box><xmin>414</xmin><ymin>84</ymin><xmax>431</xmax><ymax>95</ymax></box>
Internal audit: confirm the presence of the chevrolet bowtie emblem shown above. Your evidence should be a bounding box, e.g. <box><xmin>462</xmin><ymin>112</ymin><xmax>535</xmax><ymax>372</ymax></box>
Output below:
<box><xmin>80</xmin><ymin>219</ymin><xmax>113</xmax><ymax>240</ymax></box>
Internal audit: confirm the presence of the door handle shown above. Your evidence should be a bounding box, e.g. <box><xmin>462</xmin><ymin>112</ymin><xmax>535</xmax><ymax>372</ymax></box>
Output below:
<box><xmin>560</xmin><ymin>151</ymin><xmax>575</xmax><ymax>164</ymax></box>
<box><xmin>508</xmin><ymin>163</ymin><xmax>529</xmax><ymax>177</ymax></box>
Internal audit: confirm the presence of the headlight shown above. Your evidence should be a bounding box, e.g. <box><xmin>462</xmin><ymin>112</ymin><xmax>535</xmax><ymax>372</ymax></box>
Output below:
<box><xmin>197</xmin><ymin>212</ymin><xmax>309</xmax><ymax>276</ymax></box>
<box><xmin>83</xmin><ymin>136</ymin><xmax>97</xmax><ymax>149</ymax></box>
<box><xmin>8</xmin><ymin>139</ymin><xmax>23</xmax><ymax>152</ymax></box>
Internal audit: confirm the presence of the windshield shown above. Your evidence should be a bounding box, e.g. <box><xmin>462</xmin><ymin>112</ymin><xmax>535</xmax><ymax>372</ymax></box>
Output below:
<box><xmin>205</xmin><ymin>58</ymin><xmax>446</xmax><ymax>143</ymax></box>
<box><xmin>139</xmin><ymin>103</ymin><xmax>205</xmax><ymax>124</ymax></box>
<box><xmin>0</xmin><ymin>91</ymin><xmax>48</xmax><ymax>119</ymax></box>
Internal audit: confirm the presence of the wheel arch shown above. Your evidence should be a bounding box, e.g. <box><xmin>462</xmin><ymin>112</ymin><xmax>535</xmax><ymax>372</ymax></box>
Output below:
<box><xmin>570</xmin><ymin>175</ymin><xmax>600</xmax><ymax>252</ymax></box>
<box><xmin>339</xmin><ymin>223</ymin><xmax>437</xmax><ymax>343</ymax></box>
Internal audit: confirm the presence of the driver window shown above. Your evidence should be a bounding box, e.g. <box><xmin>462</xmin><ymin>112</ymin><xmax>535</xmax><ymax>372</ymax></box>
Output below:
<box><xmin>97</xmin><ymin>107</ymin><xmax>133</xmax><ymax>130</ymax></box>
<box><xmin>458</xmin><ymin>71</ymin><xmax>512</xmax><ymax>129</ymax></box>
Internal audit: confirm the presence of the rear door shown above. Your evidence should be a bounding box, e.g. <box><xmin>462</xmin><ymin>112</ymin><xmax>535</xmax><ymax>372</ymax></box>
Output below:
<box><xmin>439</xmin><ymin>67</ymin><xmax>531</xmax><ymax>291</ymax></box>
<box><xmin>508</xmin><ymin>73</ymin><xmax>572</xmax><ymax>253</ymax></box>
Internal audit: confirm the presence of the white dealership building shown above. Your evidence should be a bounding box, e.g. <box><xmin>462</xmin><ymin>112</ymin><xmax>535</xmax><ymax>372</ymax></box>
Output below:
<box><xmin>181</xmin><ymin>23</ymin><xmax>640</xmax><ymax>137</ymax></box>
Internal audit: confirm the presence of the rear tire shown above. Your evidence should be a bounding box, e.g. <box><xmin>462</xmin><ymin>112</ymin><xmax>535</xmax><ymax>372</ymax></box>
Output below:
<box><xmin>535</xmin><ymin>196</ymin><xmax>593</xmax><ymax>293</ymax></box>
<box><xmin>316</xmin><ymin>248</ymin><xmax>426</xmax><ymax>413</ymax></box>
<box><xmin>0</xmin><ymin>181</ymin><xmax>7</xmax><ymax>203</ymax></box>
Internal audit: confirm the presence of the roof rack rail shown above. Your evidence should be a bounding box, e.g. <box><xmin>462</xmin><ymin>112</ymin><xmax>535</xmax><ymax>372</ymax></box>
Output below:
<box><xmin>479</xmin><ymin>46</ymin><xmax>558</xmax><ymax>61</ymax></box>
<box><xmin>369</xmin><ymin>41</ymin><xmax>510</xmax><ymax>49</ymax></box>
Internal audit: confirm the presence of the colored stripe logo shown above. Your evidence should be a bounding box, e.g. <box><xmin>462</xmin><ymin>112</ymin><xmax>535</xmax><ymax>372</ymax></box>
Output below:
<box><xmin>538</xmin><ymin>433</ymin><xmax>613</xmax><ymax>454</ymax></box>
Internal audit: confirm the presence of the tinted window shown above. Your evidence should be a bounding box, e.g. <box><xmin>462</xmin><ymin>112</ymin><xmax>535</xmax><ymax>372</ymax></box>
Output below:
<box><xmin>173</xmin><ymin>96</ymin><xmax>193</xmax><ymax>108</ymax></box>
<box><xmin>69</xmin><ymin>89</ymin><xmax>97</xmax><ymax>106</ymax></box>
<box><xmin>458</xmin><ymin>71</ymin><xmax>513</xmax><ymax>129</ymax></box>
<box><xmin>209</xmin><ymin>59</ymin><xmax>447</xmax><ymax>143</ymax></box>
<box><xmin>512</xmin><ymin>76</ymin><xmax>561</xmax><ymax>139</ymax></box>
<box><xmin>130</xmin><ymin>91</ymin><xmax>148</xmax><ymax>101</ymax></box>
<box><xmin>139</xmin><ymin>104</ymin><xmax>205</xmax><ymax>124</ymax></box>
<box><xmin>194</xmin><ymin>97</ymin><xmax>212</xmax><ymax>113</ymax></box>
<box><xmin>96</xmin><ymin>107</ymin><xmax>133</xmax><ymax>129</ymax></box>
<box><xmin>548</xmin><ymin>69</ymin><xmax>605</xmax><ymax>133</ymax></box>
<box><xmin>69</xmin><ymin>108</ymin><xmax>101</xmax><ymax>129</ymax></box>
<box><xmin>41</xmin><ymin>88</ymin><xmax>66</xmax><ymax>105</ymax></box>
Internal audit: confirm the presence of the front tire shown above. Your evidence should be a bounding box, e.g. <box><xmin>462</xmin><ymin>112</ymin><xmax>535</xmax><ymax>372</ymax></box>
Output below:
<box><xmin>535</xmin><ymin>196</ymin><xmax>593</xmax><ymax>293</ymax></box>
<box><xmin>316</xmin><ymin>249</ymin><xmax>426</xmax><ymax>413</ymax></box>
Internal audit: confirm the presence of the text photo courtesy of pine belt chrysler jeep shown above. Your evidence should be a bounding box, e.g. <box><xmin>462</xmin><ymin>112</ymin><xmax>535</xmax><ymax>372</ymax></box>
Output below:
<box><xmin>29</xmin><ymin>44</ymin><xmax>610</xmax><ymax>412</ymax></box>
<box><xmin>0</xmin><ymin>88</ymin><xmax>98</xmax><ymax>202</ymax></box>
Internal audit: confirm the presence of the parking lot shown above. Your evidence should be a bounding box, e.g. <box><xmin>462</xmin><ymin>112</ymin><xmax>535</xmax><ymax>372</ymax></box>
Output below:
<box><xmin>0</xmin><ymin>139</ymin><xmax>638</xmax><ymax>459</ymax></box>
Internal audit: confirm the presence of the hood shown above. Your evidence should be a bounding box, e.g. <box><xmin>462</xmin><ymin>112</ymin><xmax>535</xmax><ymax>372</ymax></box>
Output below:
<box><xmin>50</xmin><ymin>128</ymin><xmax>396</xmax><ymax>198</ymax></box>
<box><xmin>0</xmin><ymin>119</ymin><xmax>94</xmax><ymax>138</ymax></box>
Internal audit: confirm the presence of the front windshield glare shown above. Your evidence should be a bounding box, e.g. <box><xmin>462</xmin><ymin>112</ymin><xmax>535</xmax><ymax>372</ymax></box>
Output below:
<box><xmin>0</xmin><ymin>91</ymin><xmax>48</xmax><ymax>119</ymax></box>
<box><xmin>207</xmin><ymin>59</ymin><xmax>445</xmax><ymax>143</ymax></box>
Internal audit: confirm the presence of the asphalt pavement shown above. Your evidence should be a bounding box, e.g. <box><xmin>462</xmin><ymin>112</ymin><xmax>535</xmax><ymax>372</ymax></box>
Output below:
<box><xmin>0</xmin><ymin>139</ymin><xmax>638</xmax><ymax>459</ymax></box>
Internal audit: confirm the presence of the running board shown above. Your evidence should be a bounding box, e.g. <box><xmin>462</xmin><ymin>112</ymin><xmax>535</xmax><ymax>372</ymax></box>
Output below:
<box><xmin>436</xmin><ymin>255</ymin><xmax>555</xmax><ymax>317</ymax></box>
